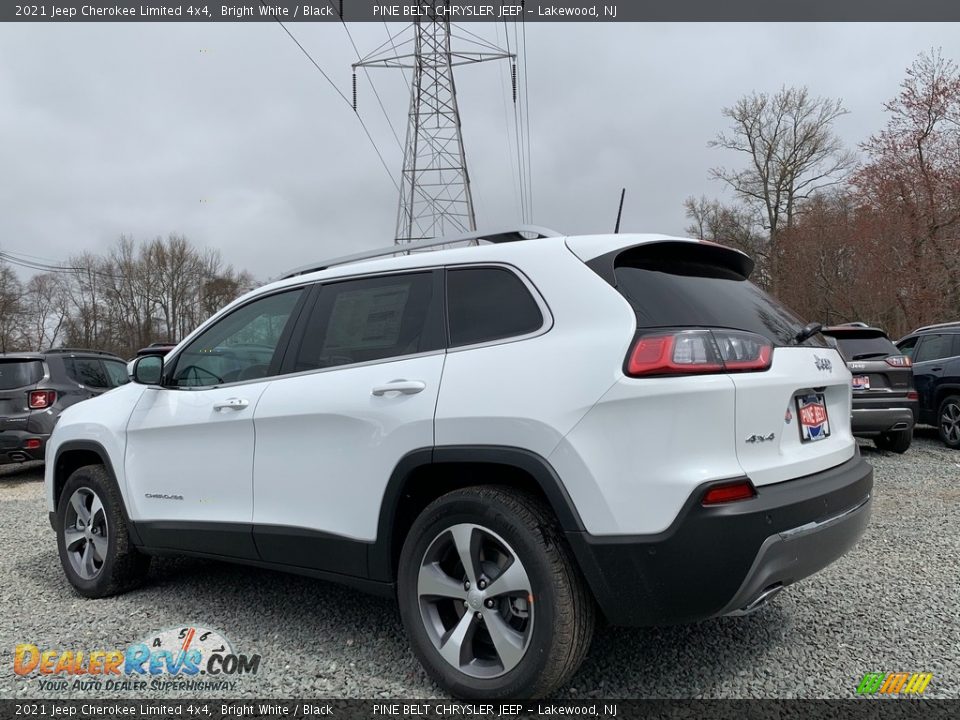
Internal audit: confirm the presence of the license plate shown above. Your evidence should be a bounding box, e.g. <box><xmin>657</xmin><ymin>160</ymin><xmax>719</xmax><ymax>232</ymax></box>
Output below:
<box><xmin>852</xmin><ymin>375</ymin><xmax>870</xmax><ymax>390</ymax></box>
<box><xmin>796</xmin><ymin>393</ymin><xmax>831</xmax><ymax>442</ymax></box>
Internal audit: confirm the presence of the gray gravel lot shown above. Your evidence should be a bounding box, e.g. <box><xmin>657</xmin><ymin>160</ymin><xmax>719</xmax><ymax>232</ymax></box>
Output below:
<box><xmin>1</xmin><ymin>432</ymin><xmax>957</xmax><ymax>699</ymax></box>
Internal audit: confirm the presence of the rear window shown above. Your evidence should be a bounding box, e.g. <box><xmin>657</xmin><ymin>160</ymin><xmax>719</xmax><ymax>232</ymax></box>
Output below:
<box><xmin>0</xmin><ymin>360</ymin><xmax>44</xmax><ymax>390</ymax></box>
<box><xmin>607</xmin><ymin>243</ymin><xmax>817</xmax><ymax>346</ymax></box>
<box><xmin>827</xmin><ymin>333</ymin><xmax>898</xmax><ymax>361</ymax></box>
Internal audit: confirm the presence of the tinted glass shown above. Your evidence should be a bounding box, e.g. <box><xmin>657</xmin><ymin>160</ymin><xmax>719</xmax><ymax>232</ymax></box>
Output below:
<box><xmin>66</xmin><ymin>358</ymin><xmax>111</xmax><ymax>388</ymax></box>
<box><xmin>294</xmin><ymin>272</ymin><xmax>441</xmax><ymax>371</ymax></box>
<box><xmin>914</xmin><ymin>334</ymin><xmax>951</xmax><ymax>363</ymax></box>
<box><xmin>611</xmin><ymin>248</ymin><xmax>818</xmax><ymax>346</ymax></box>
<box><xmin>103</xmin><ymin>360</ymin><xmax>131</xmax><ymax>387</ymax></box>
<box><xmin>0</xmin><ymin>360</ymin><xmax>43</xmax><ymax>390</ymax></box>
<box><xmin>172</xmin><ymin>289</ymin><xmax>303</xmax><ymax>387</ymax></box>
<box><xmin>828</xmin><ymin>334</ymin><xmax>898</xmax><ymax>361</ymax></box>
<box><xmin>897</xmin><ymin>336</ymin><xmax>918</xmax><ymax>358</ymax></box>
<box><xmin>447</xmin><ymin>267</ymin><xmax>544</xmax><ymax>347</ymax></box>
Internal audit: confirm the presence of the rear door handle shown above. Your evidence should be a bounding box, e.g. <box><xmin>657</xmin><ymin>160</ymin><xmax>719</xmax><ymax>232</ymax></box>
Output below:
<box><xmin>371</xmin><ymin>380</ymin><xmax>426</xmax><ymax>397</ymax></box>
<box><xmin>932</xmin><ymin>367</ymin><xmax>943</xmax><ymax>372</ymax></box>
<box><xmin>213</xmin><ymin>398</ymin><xmax>250</xmax><ymax>412</ymax></box>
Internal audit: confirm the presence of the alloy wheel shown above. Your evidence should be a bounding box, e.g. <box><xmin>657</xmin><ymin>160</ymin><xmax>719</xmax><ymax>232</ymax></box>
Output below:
<box><xmin>417</xmin><ymin>523</ymin><xmax>534</xmax><ymax>679</ymax></box>
<box><xmin>63</xmin><ymin>487</ymin><xmax>109</xmax><ymax>580</ymax></box>
<box><xmin>942</xmin><ymin>402</ymin><xmax>960</xmax><ymax>445</ymax></box>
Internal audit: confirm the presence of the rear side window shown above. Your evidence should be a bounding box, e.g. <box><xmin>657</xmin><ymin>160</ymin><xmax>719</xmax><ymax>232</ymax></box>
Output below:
<box><xmin>447</xmin><ymin>267</ymin><xmax>544</xmax><ymax>347</ymax></box>
<box><xmin>914</xmin><ymin>334</ymin><xmax>952</xmax><ymax>363</ymax></box>
<box><xmin>65</xmin><ymin>358</ymin><xmax>112</xmax><ymax>388</ymax></box>
<box><xmin>606</xmin><ymin>243</ymin><xmax>816</xmax><ymax>346</ymax></box>
<box><xmin>0</xmin><ymin>360</ymin><xmax>43</xmax><ymax>390</ymax></box>
<box><xmin>293</xmin><ymin>272</ymin><xmax>442</xmax><ymax>371</ymax></box>
<box><xmin>828</xmin><ymin>334</ymin><xmax>898</xmax><ymax>361</ymax></box>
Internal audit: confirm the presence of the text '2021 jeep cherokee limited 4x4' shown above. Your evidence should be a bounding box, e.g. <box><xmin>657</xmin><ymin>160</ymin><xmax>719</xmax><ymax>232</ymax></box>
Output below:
<box><xmin>45</xmin><ymin>227</ymin><xmax>873</xmax><ymax>698</ymax></box>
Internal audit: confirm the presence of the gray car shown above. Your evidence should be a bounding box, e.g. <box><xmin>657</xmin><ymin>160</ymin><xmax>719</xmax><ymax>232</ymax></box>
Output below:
<box><xmin>0</xmin><ymin>349</ymin><xmax>129</xmax><ymax>465</ymax></box>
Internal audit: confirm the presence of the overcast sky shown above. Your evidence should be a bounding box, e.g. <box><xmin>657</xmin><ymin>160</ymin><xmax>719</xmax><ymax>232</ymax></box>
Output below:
<box><xmin>0</xmin><ymin>22</ymin><xmax>957</xmax><ymax>281</ymax></box>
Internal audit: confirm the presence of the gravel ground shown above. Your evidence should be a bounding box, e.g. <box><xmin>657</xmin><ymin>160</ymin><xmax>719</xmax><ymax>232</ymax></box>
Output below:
<box><xmin>1</xmin><ymin>431</ymin><xmax>957</xmax><ymax>699</ymax></box>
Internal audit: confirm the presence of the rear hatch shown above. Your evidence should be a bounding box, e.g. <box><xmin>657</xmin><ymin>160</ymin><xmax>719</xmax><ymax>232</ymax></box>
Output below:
<box><xmin>0</xmin><ymin>358</ymin><xmax>45</xmax><ymax>439</ymax></box>
<box><xmin>821</xmin><ymin>328</ymin><xmax>914</xmax><ymax>397</ymax></box>
<box><xmin>576</xmin><ymin>238</ymin><xmax>854</xmax><ymax>486</ymax></box>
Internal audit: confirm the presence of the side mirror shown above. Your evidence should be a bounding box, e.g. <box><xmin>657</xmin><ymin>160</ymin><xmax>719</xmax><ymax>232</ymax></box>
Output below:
<box><xmin>131</xmin><ymin>355</ymin><xmax>164</xmax><ymax>386</ymax></box>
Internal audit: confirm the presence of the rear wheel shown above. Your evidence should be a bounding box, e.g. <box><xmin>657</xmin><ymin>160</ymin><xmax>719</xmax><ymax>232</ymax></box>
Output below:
<box><xmin>874</xmin><ymin>428</ymin><xmax>912</xmax><ymax>453</ymax></box>
<box><xmin>397</xmin><ymin>486</ymin><xmax>594</xmax><ymax>699</ymax></box>
<box><xmin>939</xmin><ymin>395</ymin><xmax>960</xmax><ymax>449</ymax></box>
<box><xmin>56</xmin><ymin>465</ymin><xmax>150</xmax><ymax>598</ymax></box>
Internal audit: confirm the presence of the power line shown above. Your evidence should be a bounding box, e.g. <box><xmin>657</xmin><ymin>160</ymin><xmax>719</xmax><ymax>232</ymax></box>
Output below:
<box><xmin>520</xmin><ymin>17</ymin><xmax>534</xmax><ymax>221</ymax></box>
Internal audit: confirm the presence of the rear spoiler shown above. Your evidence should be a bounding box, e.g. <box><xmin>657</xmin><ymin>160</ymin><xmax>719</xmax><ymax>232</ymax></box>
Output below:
<box><xmin>580</xmin><ymin>239</ymin><xmax>755</xmax><ymax>287</ymax></box>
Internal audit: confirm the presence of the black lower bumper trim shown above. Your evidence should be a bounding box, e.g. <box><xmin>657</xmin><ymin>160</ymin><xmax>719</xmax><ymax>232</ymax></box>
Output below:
<box><xmin>566</xmin><ymin>453</ymin><xmax>873</xmax><ymax>626</ymax></box>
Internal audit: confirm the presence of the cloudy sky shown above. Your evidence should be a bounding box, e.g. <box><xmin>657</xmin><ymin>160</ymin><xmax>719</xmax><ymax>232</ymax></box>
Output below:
<box><xmin>0</xmin><ymin>22</ymin><xmax>957</xmax><ymax>281</ymax></box>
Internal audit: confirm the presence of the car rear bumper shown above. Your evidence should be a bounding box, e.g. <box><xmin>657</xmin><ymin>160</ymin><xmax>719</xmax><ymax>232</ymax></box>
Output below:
<box><xmin>0</xmin><ymin>431</ymin><xmax>47</xmax><ymax>465</ymax></box>
<box><xmin>851</xmin><ymin>395</ymin><xmax>918</xmax><ymax>434</ymax></box>
<box><xmin>565</xmin><ymin>452</ymin><xmax>873</xmax><ymax>626</ymax></box>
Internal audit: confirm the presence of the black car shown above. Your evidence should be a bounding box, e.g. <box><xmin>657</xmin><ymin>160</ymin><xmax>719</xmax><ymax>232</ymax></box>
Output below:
<box><xmin>821</xmin><ymin>324</ymin><xmax>918</xmax><ymax>453</ymax></box>
<box><xmin>896</xmin><ymin>321</ymin><xmax>960</xmax><ymax>449</ymax></box>
<box><xmin>0</xmin><ymin>349</ymin><xmax>129</xmax><ymax>465</ymax></box>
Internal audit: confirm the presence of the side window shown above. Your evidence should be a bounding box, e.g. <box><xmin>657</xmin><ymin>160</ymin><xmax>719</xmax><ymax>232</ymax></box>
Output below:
<box><xmin>897</xmin><ymin>336</ymin><xmax>918</xmax><ymax>359</ymax></box>
<box><xmin>170</xmin><ymin>289</ymin><xmax>303</xmax><ymax>387</ymax></box>
<box><xmin>914</xmin><ymin>335</ymin><xmax>950</xmax><ymax>364</ymax></box>
<box><xmin>65</xmin><ymin>358</ymin><xmax>110</xmax><ymax>388</ymax></box>
<box><xmin>953</xmin><ymin>334</ymin><xmax>960</xmax><ymax>358</ymax></box>
<box><xmin>446</xmin><ymin>267</ymin><xmax>544</xmax><ymax>347</ymax></box>
<box><xmin>103</xmin><ymin>360</ymin><xmax>131</xmax><ymax>387</ymax></box>
<box><xmin>293</xmin><ymin>272</ymin><xmax>442</xmax><ymax>372</ymax></box>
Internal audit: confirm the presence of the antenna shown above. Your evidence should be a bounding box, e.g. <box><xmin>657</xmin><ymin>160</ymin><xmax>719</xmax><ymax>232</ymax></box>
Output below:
<box><xmin>354</xmin><ymin>5</ymin><xmax>515</xmax><ymax>245</ymax></box>
<box><xmin>614</xmin><ymin>188</ymin><xmax>626</xmax><ymax>233</ymax></box>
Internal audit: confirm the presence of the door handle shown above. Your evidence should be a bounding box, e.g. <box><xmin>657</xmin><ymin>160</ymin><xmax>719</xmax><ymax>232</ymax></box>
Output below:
<box><xmin>371</xmin><ymin>380</ymin><xmax>426</xmax><ymax>397</ymax></box>
<box><xmin>213</xmin><ymin>398</ymin><xmax>250</xmax><ymax>412</ymax></box>
<box><xmin>932</xmin><ymin>367</ymin><xmax>943</xmax><ymax>372</ymax></box>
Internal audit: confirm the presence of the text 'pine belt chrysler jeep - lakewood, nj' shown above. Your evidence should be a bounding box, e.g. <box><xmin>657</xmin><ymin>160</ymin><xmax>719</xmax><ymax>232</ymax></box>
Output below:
<box><xmin>44</xmin><ymin>227</ymin><xmax>873</xmax><ymax>698</ymax></box>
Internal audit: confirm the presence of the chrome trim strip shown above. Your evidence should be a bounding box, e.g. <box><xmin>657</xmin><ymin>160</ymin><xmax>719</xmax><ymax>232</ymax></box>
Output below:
<box><xmin>777</xmin><ymin>494</ymin><xmax>871</xmax><ymax>541</ymax></box>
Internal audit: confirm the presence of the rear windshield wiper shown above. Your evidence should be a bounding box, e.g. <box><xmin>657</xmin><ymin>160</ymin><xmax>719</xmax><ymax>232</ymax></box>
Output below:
<box><xmin>793</xmin><ymin>322</ymin><xmax>823</xmax><ymax>345</ymax></box>
<box><xmin>850</xmin><ymin>352</ymin><xmax>890</xmax><ymax>360</ymax></box>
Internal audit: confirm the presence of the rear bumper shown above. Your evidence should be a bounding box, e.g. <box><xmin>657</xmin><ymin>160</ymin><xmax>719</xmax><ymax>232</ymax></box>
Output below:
<box><xmin>565</xmin><ymin>453</ymin><xmax>873</xmax><ymax>626</ymax></box>
<box><xmin>0</xmin><ymin>431</ymin><xmax>47</xmax><ymax>465</ymax></box>
<box><xmin>851</xmin><ymin>395</ymin><xmax>917</xmax><ymax>434</ymax></box>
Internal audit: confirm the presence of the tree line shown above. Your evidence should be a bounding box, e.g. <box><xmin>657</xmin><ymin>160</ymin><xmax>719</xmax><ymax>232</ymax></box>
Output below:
<box><xmin>687</xmin><ymin>49</ymin><xmax>960</xmax><ymax>338</ymax></box>
<box><xmin>0</xmin><ymin>235</ymin><xmax>254</xmax><ymax>358</ymax></box>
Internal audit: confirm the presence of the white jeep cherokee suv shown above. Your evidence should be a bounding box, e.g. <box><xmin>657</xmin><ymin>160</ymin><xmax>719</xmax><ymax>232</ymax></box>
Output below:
<box><xmin>45</xmin><ymin>227</ymin><xmax>872</xmax><ymax>698</ymax></box>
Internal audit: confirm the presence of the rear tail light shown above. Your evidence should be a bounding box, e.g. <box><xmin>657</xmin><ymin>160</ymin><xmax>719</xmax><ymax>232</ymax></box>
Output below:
<box><xmin>908</xmin><ymin>391</ymin><xmax>919</xmax><ymax>401</ymax></box>
<box><xmin>885</xmin><ymin>355</ymin><xmax>912</xmax><ymax>368</ymax></box>
<box><xmin>702</xmin><ymin>479</ymin><xmax>757</xmax><ymax>505</ymax></box>
<box><xmin>626</xmin><ymin>329</ymin><xmax>772</xmax><ymax>377</ymax></box>
<box><xmin>28</xmin><ymin>390</ymin><xmax>56</xmax><ymax>409</ymax></box>
<box><xmin>23</xmin><ymin>439</ymin><xmax>42</xmax><ymax>450</ymax></box>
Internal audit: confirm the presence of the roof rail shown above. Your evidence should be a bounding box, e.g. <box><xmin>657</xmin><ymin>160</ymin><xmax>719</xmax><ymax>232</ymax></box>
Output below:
<box><xmin>912</xmin><ymin>320</ymin><xmax>960</xmax><ymax>333</ymax></box>
<box><xmin>283</xmin><ymin>225</ymin><xmax>562</xmax><ymax>279</ymax></box>
<box><xmin>45</xmin><ymin>348</ymin><xmax>122</xmax><ymax>358</ymax></box>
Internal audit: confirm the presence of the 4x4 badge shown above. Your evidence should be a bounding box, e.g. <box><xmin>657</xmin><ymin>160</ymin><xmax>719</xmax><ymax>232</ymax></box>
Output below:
<box><xmin>814</xmin><ymin>355</ymin><xmax>833</xmax><ymax>372</ymax></box>
<box><xmin>745</xmin><ymin>433</ymin><xmax>776</xmax><ymax>443</ymax></box>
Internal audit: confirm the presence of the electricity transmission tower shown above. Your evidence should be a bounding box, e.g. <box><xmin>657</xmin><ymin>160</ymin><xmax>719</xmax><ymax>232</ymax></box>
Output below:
<box><xmin>354</xmin><ymin>8</ymin><xmax>515</xmax><ymax>244</ymax></box>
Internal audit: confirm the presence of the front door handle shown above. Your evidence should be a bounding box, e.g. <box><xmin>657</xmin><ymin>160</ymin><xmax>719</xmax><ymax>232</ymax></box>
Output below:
<box><xmin>213</xmin><ymin>398</ymin><xmax>250</xmax><ymax>412</ymax></box>
<box><xmin>371</xmin><ymin>380</ymin><xmax>426</xmax><ymax>397</ymax></box>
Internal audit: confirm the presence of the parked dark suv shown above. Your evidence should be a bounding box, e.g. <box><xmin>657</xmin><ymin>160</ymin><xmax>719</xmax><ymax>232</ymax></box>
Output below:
<box><xmin>896</xmin><ymin>322</ymin><xmax>960</xmax><ymax>449</ymax></box>
<box><xmin>0</xmin><ymin>349</ymin><xmax>129</xmax><ymax>465</ymax></box>
<box><xmin>821</xmin><ymin>324</ymin><xmax>918</xmax><ymax>453</ymax></box>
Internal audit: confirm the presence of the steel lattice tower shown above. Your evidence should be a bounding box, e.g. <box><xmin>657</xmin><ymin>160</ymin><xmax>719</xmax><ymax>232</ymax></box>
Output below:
<box><xmin>355</xmin><ymin>8</ymin><xmax>514</xmax><ymax>244</ymax></box>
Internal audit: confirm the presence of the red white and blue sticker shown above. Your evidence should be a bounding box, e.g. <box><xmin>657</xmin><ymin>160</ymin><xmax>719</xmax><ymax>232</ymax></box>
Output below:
<box><xmin>796</xmin><ymin>393</ymin><xmax>831</xmax><ymax>442</ymax></box>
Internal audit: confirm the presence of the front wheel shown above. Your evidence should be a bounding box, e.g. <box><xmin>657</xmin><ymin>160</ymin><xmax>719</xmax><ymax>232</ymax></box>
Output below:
<box><xmin>56</xmin><ymin>464</ymin><xmax>151</xmax><ymax>598</ymax></box>
<box><xmin>939</xmin><ymin>395</ymin><xmax>960</xmax><ymax>449</ymax></box>
<box><xmin>397</xmin><ymin>486</ymin><xmax>595</xmax><ymax>699</ymax></box>
<box><xmin>874</xmin><ymin>428</ymin><xmax>912</xmax><ymax>453</ymax></box>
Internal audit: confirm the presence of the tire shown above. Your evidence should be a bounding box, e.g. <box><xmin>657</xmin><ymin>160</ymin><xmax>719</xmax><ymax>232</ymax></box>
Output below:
<box><xmin>55</xmin><ymin>464</ymin><xmax>150</xmax><ymax>598</ymax></box>
<box><xmin>874</xmin><ymin>428</ymin><xmax>912</xmax><ymax>453</ymax></box>
<box><xmin>939</xmin><ymin>395</ymin><xmax>960</xmax><ymax>449</ymax></box>
<box><xmin>397</xmin><ymin>486</ymin><xmax>595</xmax><ymax>699</ymax></box>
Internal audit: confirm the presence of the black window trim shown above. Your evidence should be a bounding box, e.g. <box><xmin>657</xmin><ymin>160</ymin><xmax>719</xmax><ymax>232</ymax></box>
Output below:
<box><xmin>160</xmin><ymin>284</ymin><xmax>314</xmax><ymax>391</ymax></box>
<box><xmin>443</xmin><ymin>262</ymin><xmax>553</xmax><ymax>353</ymax></box>
<box><xmin>277</xmin><ymin>267</ymin><xmax>447</xmax><ymax>379</ymax></box>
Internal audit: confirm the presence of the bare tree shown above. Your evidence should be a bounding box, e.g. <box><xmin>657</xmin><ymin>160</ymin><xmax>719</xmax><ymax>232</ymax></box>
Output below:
<box><xmin>709</xmin><ymin>86</ymin><xmax>856</xmax><ymax>289</ymax></box>
<box><xmin>20</xmin><ymin>273</ymin><xmax>69</xmax><ymax>350</ymax></box>
<box><xmin>0</xmin><ymin>260</ymin><xmax>24</xmax><ymax>352</ymax></box>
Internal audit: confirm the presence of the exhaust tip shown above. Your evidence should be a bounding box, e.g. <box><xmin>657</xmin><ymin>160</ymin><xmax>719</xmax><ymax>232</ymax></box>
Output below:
<box><xmin>726</xmin><ymin>583</ymin><xmax>784</xmax><ymax>617</ymax></box>
<box><xmin>890</xmin><ymin>422</ymin><xmax>910</xmax><ymax>431</ymax></box>
<box><xmin>7</xmin><ymin>452</ymin><xmax>28</xmax><ymax>463</ymax></box>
